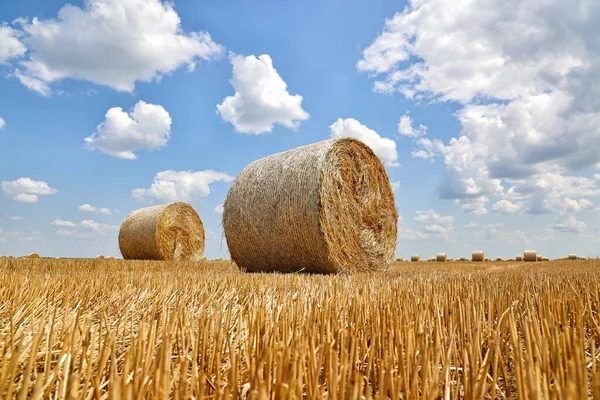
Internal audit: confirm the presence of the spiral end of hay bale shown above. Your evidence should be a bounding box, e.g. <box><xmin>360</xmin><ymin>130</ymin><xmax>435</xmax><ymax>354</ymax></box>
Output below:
<box><xmin>223</xmin><ymin>137</ymin><xmax>398</xmax><ymax>274</ymax></box>
<box><xmin>410</xmin><ymin>254</ymin><xmax>420</xmax><ymax>262</ymax></box>
<box><xmin>568</xmin><ymin>253</ymin><xmax>577</xmax><ymax>260</ymax></box>
<box><xmin>27</xmin><ymin>253</ymin><xmax>40</xmax><ymax>259</ymax></box>
<box><xmin>436</xmin><ymin>253</ymin><xmax>447</xmax><ymax>262</ymax></box>
<box><xmin>472</xmin><ymin>251</ymin><xmax>484</xmax><ymax>262</ymax></box>
<box><xmin>119</xmin><ymin>202</ymin><xmax>205</xmax><ymax>261</ymax></box>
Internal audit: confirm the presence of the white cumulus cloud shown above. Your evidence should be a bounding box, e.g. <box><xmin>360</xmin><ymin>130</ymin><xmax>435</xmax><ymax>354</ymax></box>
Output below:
<box><xmin>52</xmin><ymin>219</ymin><xmax>76</xmax><ymax>228</ymax></box>
<box><xmin>0</xmin><ymin>24</ymin><xmax>26</xmax><ymax>64</ymax></box>
<box><xmin>10</xmin><ymin>0</ymin><xmax>223</xmax><ymax>95</ymax></box>
<box><xmin>133</xmin><ymin>170</ymin><xmax>235</xmax><ymax>202</ymax></box>
<box><xmin>397</xmin><ymin>113</ymin><xmax>427</xmax><ymax>138</ymax></box>
<box><xmin>217</xmin><ymin>54</ymin><xmax>309</xmax><ymax>134</ymax></box>
<box><xmin>491</xmin><ymin>199</ymin><xmax>524</xmax><ymax>215</ymax></box>
<box><xmin>358</xmin><ymin>0</ymin><xmax>600</xmax><ymax>218</ymax></box>
<box><xmin>84</xmin><ymin>101</ymin><xmax>171</xmax><ymax>160</ymax></box>
<box><xmin>1</xmin><ymin>178</ymin><xmax>57</xmax><ymax>203</ymax></box>
<box><xmin>329</xmin><ymin>118</ymin><xmax>399</xmax><ymax>167</ymax></box>
<box><xmin>214</xmin><ymin>204</ymin><xmax>224</xmax><ymax>214</ymax></box>
<box><xmin>79</xmin><ymin>204</ymin><xmax>112</xmax><ymax>215</ymax></box>
<box><xmin>0</xmin><ymin>117</ymin><xmax>5</xmax><ymax>130</ymax></box>
<box><xmin>415</xmin><ymin>209</ymin><xmax>454</xmax><ymax>233</ymax></box>
<box><xmin>551</xmin><ymin>215</ymin><xmax>587</xmax><ymax>233</ymax></box>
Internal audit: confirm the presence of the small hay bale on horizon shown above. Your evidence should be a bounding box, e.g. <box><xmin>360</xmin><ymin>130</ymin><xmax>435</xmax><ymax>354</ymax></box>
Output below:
<box><xmin>459</xmin><ymin>256</ymin><xmax>466</xmax><ymax>261</ymax></box>
<box><xmin>524</xmin><ymin>250</ymin><xmax>537</xmax><ymax>262</ymax></box>
<box><xmin>472</xmin><ymin>251</ymin><xmax>484</xmax><ymax>262</ymax></box>
<box><xmin>568</xmin><ymin>254</ymin><xmax>577</xmax><ymax>260</ymax></box>
<box><xmin>436</xmin><ymin>253</ymin><xmax>447</xmax><ymax>262</ymax></box>
<box><xmin>516</xmin><ymin>256</ymin><xmax>523</xmax><ymax>261</ymax></box>
<box><xmin>222</xmin><ymin>137</ymin><xmax>398</xmax><ymax>274</ymax></box>
<box><xmin>96</xmin><ymin>255</ymin><xmax>104</xmax><ymax>260</ymax></box>
<box><xmin>496</xmin><ymin>257</ymin><xmax>503</xmax><ymax>261</ymax></box>
<box><xmin>118</xmin><ymin>202</ymin><xmax>205</xmax><ymax>261</ymax></box>
<box><xmin>541</xmin><ymin>256</ymin><xmax>549</xmax><ymax>261</ymax></box>
<box><xmin>411</xmin><ymin>254</ymin><xmax>420</xmax><ymax>262</ymax></box>
<box><xmin>27</xmin><ymin>253</ymin><xmax>40</xmax><ymax>259</ymax></box>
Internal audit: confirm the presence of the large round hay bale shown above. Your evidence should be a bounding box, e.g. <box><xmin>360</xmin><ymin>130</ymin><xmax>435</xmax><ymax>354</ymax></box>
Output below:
<box><xmin>436</xmin><ymin>253</ymin><xmax>447</xmax><ymax>262</ymax></box>
<box><xmin>472</xmin><ymin>251</ymin><xmax>484</xmax><ymax>262</ymax></box>
<box><xmin>223</xmin><ymin>137</ymin><xmax>398</xmax><ymax>273</ymax></box>
<box><xmin>28</xmin><ymin>253</ymin><xmax>40</xmax><ymax>259</ymax></box>
<box><xmin>118</xmin><ymin>202</ymin><xmax>205</xmax><ymax>261</ymax></box>
<box><xmin>516</xmin><ymin>256</ymin><xmax>523</xmax><ymax>261</ymax></box>
<box><xmin>523</xmin><ymin>250</ymin><xmax>537</xmax><ymax>262</ymax></box>
<box><xmin>568</xmin><ymin>254</ymin><xmax>577</xmax><ymax>260</ymax></box>
<box><xmin>410</xmin><ymin>254</ymin><xmax>420</xmax><ymax>262</ymax></box>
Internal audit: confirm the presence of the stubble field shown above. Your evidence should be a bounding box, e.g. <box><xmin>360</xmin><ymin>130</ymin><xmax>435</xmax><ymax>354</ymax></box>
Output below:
<box><xmin>0</xmin><ymin>257</ymin><xmax>599</xmax><ymax>399</ymax></box>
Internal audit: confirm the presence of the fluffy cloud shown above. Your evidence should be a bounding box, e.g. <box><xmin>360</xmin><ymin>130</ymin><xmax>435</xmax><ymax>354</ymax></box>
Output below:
<box><xmin>329</xmin><ymin>118</ymin><xmax>399</xmax><ymax>167</ymax></box>
<box><xmin>55</xmin><ymin>219</ymin><xmax>119</xmax><ymax>238</ymax></box>
<box><xmin>358</xmin><ymin>0</ymin><xmax>600</xmax><ymax>216</ymax></box>
<box><xmin>1</xmin><ymin>178</ymin><xmax>57</xmax><ymax>203</ymax></box>
<box><xmin>8</xmin><ymin>216</ymin><xmax>23</xmax><ymax>221</ymax></box>
<box><xmin>214</xmin><ymin>204</ymin><xmax>224</xmax><ymax>214</ymax></box>
<box><xmin>415</xmin><ymin>209</ymin><xmax>454</xmax><ymax>233</ymax></box>
<box><xmin>391</xmin><ymin>181</ymin><xmax>400</xmax><ymax>191</ymax></box>
<box><xmin>459</xmin><ymin>196</ymin><xmax>489</xmax><ymax>216</ymax></box>
<box><xmin>217</xmin><ymin>54</ymin><xmax>309</xmax><ymax>134</ymax></box>
<box><xmin>79</xmin><ymin>204</ymin><xmax>112</xmax><ymax>215</ymax></box>
<box><xmin>491</xmin><ymin>199</ymin><xmax>524</xmax><ymax>215</ymax></box>
<box><xmin>133</xmin><ymin>170</ymin><xmax>234</xmax><ymax>202</ymax></box>
<box><xmin>0</xmin><ymin>117</ymin><xmax>5</xmax><ymax>130</ymax></box>
<box><xmin>84</xmin><ymin>101</ymin><xmax>171</xmax><ymax>160</ymax></box>
<box><xmin>10</xmin><ymin>0</ymin><xmax>223</xmax><ymax>95</ymax></box>
<box><xmin>52</xmin><ymin>219</ymin><xmax>76</xmax><ymax>228</ymax></box>
<box><xmin>397</xmin><ymin>114</ymin><xmax>427</xmax><ymax>138</ymax></box>
<box><xmin>551</xmin><ymin>215</ymin><xmax>587</xmax><ymax>233</ymax></box>
<box><xmin>0</xmin><ymin>25</ymin><xmax>26</xmax><ymax>63</ymax></box>
<box><xmin>562</xmin><ymin>198</ymin><xmax>595</xmax><ymax>213</ymax></box>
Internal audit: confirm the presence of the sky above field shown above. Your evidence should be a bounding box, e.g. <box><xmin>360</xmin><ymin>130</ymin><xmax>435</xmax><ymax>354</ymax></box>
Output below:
<box><xmin>1</xmin><ymin>0</ymin><xmax>600</xmax><ymax>260</ymax></box>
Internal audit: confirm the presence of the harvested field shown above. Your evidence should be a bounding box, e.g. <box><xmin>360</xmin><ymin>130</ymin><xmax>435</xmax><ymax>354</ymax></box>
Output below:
<box><xmin>0</xmin><ymin>258</ymin><xmax>599</xmax><ymax>398</ymax></box>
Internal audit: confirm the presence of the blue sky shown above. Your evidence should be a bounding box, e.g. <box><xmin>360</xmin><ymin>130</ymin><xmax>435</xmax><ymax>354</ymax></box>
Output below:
<box><xmin>1</xmin><ymin>0</ymin><xmax>599</xmax><ymax>260</ymax></box>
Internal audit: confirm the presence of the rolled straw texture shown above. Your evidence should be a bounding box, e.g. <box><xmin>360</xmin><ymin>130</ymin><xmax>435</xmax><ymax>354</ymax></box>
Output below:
<box><xmin>522</xmin><ymin>249</ymin><xmax>537</xmax><ymax>262</ymax></box>
<box><xmin>223</xmin><ymin>137</ymin><xmax>398</xmax><ymax>274</ymax></box>
<box><xmin>472</xmin><ymin>251</ymin><xmax>484</xmax><ymax>262</ymax></box>
<box><xmin>568</xmin><ymin>254</ymin><xmax>577</xmax><ymax>260</ymax></box>
<box><xmin>436</xmin><ymin>253</ymin><xmax>447</xmax><ymax>262</ymax></box>
<box><xmin>119</xmin><ymin>202</ymin><xmax>205</xmax><ymax>261</ymax></box>
<box><xmin>411</xmin><ymin>254</ymin><xmax>420</xmax><ymax>262</ymax></box>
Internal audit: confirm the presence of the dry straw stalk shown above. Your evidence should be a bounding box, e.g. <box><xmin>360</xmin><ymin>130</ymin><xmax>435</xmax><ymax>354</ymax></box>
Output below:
<box><xmin>472</xmin><ymin>251</ymin><xmax>484</xmax><ymax>262</ymax></box>
<box><xmin>223</xmin><ymin>137</ymin><xmax>398</xmax><ymax>273</ymax></box>
<box><xmin>119</xmin><ymin>202</ymin><xmax>205</xmax><ymax>261</ymax></box>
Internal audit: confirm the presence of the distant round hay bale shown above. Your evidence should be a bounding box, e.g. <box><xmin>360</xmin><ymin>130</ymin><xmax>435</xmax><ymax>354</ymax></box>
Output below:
<box><xmin>496</xmin><ymin>257</ymin><xmax>503</xmax><ymax>261</ymax></box>
<box><xmin>410</xmin><ymin>254</ymin><xmax>420</xmax><ymax>262</ymax></box>
<box><xmin>436</xmin><ymin>253</ymin><xmax>447</xmax><ymax>262</ymax></box>
<box><xmin>523</xmin><ymin>250</ymin><xmax>537</xmax><ymax>262</ymax></box>
<box><xmin>106</xmin><ymin>256</ymin><xmax>114</xmax><ymax>260</ymax></box>
<box><xmin>472</xmin><ymin>251</ymin><xmax>484</xmax><ymax>262</ymax></box>
<box><xmin>27</xmin><ymin>253</ymin><xmax>40</xmax><ymax>259</ymax></box>
<box><xmin>223</xmin><ymin>137</ymin><xmax>398</xmax><ymax>274</ymax></box>
<box><xmin>395</xmin><ymin>257</ymin><xmax>403</xmax><ymax>262</ymax></box>
<box><xmin>484</xmin><ymin>258</ymin><xmax>490</xmax><ymax>261</ymax></box>
<box><xmin>214</xmin><ymin>257</ymin><xmax>223</xmax><ymax>262</ymax></box>
<box><xmin>541</xmin><ymin>257</ymin><xmax>549</xmax><ymax>261</ymax></box>
<box><xmin>459</xmin><ymin>256</ymin><xmax>466</xmax><ymax>261</ymax></box>
<box><xmin>516</xmin><ymin>256</ymin><xmax>523</xmax><ymax>261</ymax></box>
<box><xmin>507</xmin><ymin>258</ymin><xmax>515</xmax><ymax>261</ymax></box>
<box><xmin>568</xmin><ymin>254</ymin><xmax>577</xmax><ymax>260</ymax></box>
<box><xmin>118</xmin><ymin>202</ymin><xmax>205</xmax><ymax>261</ymax></box>
<box><xmin>536</xmin><ymin>255</ymin><xmax>542</xmax><ymax>261</ymax></box>
<box><xmin>96</xmin><ymin>255</ymin><xmax>104</xmax><ymax>260</ymax></box>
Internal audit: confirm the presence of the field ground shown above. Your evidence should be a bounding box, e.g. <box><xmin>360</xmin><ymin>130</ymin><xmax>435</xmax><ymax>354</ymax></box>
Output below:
<box><xmin>0</xmin><ymin>258</ymin><xmax>599</xmax><ymax>399</ymax></box>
